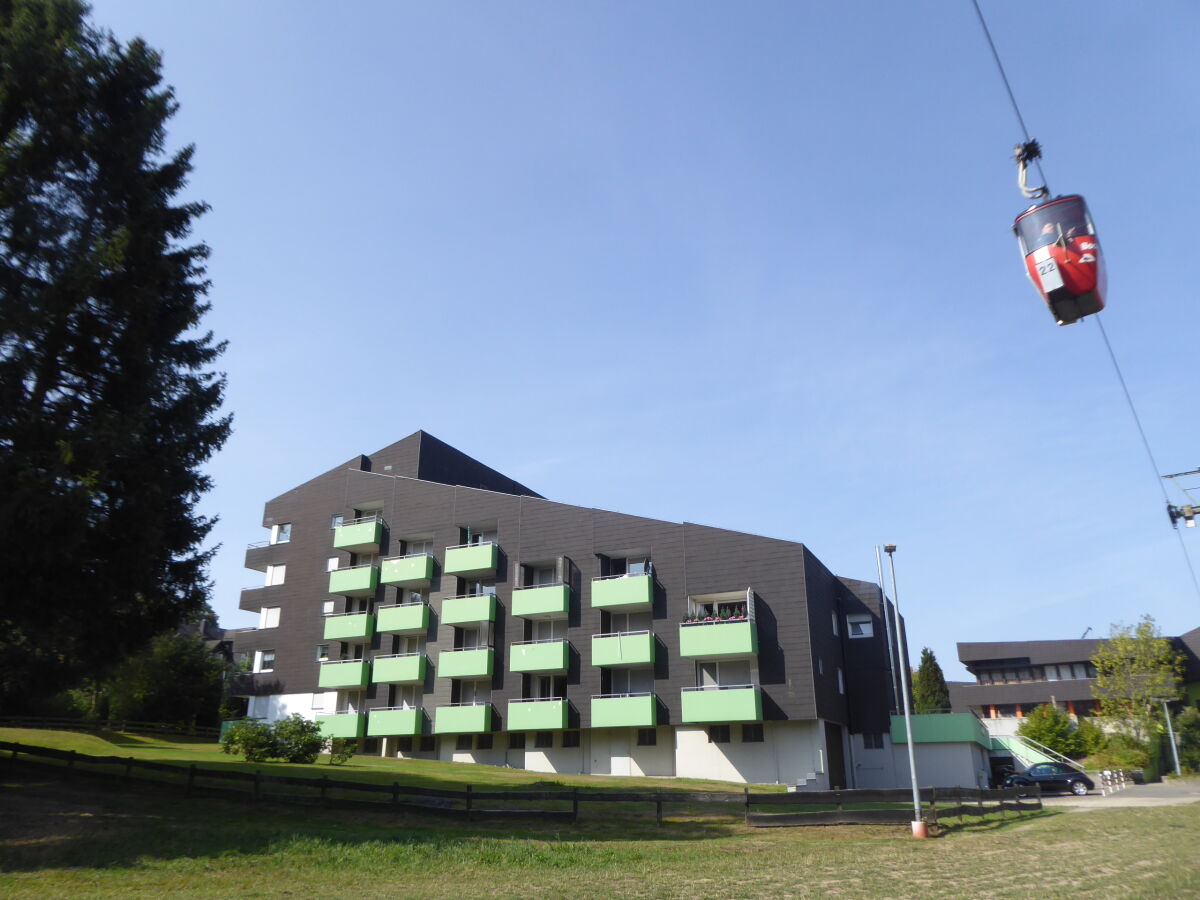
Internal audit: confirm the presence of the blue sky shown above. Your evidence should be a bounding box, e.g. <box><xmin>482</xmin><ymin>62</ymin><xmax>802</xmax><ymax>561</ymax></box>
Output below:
<box><xmin>89</xmin><ymin>1</ymin><xmax>1200</xmax><ymax>680</ymax></box>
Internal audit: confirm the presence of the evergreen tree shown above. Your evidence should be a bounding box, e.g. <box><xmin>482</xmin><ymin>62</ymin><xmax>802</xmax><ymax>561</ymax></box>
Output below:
<box><xmin>1091</xmin><ymin>615</ymin><xmax>1184</xmax><ymax>744</ymax></box>
<box><xmin>912</xmin><ymin>647</ymin><xmax>951</xmax><ymax>713</ymax></box>
<box><xmin>0</xmin><ymin>0</ymin><xmax>230</xmax><ymax>707</ymax></box>
<box><xmin>102</xmin><ymin>632</ymin><xmax>228</xmax><ymax>727</ymax></box>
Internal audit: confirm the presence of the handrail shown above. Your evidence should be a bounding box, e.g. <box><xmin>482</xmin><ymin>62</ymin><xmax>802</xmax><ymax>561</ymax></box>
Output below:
<box><xmin>339</xmin><ymin>514</ymin><xmax>383</xmax><ymax>527</ymax></box>
<box><xmin>592</xmin><ymin>572</ymin><xmax>651</xmax><ymax>582</ymax></box>
<box><xmin>329</xmin><ymin>708</ymin><xmax>361</xmax><ymax>716</ymax></box>
<box><xmin>441</xmin><ymin>645</ymin><xmax>494</xmax><ymax>653</ymax></box>
<box><xmin>370</xmin><ymin>705</ymin><xmax>424</xmax><ymax>713</ymax></box>
<box><xmin>372</xmin><ymin>652</ymin><xmax>424</xmax><ymax>660</ymax></box>
<box><xmin>322</xmin><ymin>610</ymin><xmax>372</xmax><ymax>618</ymax></box>
<box><xmin>319</xmin><ymin>658</ymin><xmax>367</xmax><ymax>665</ymax></box>
<box><xmin>445</xmin><ymin>540</ymin><xmax>497</xmax><ymax>550</ymax></box>
<box><xmin>592</xmin><ymin>692</ymin><xmax>653</xmax><ymax>700</ymax></box>
<box><xmin>246</xmin><ymin>540</ymin><xmax>270</xmax><ymax>550</ymax></box>
<box><xmin>681</xmin><ymin>683</ymin><xmax>758</xmax><ymax>692</ymax></box>
<box><xmin>1013</xmin><ymin>734</ymin><xmax>1079</xmax><ymax>767</ymax></box>
<box><xmin>331</xmin><ymin>562</ymin><xmax>378</xmax><ymax>572</ymax></box>
<box><xmin>593</xmin><ymin>630</ymin><xmax>652</xmax><ymax>639</ymax></box>
<box><xmin>441</xmin><ymin>700</ymin><xmax>491</xmax><ymax>708</ymax></box>
<box><xmin>515</xmin><ymin>581</ymin><xmax>565</xmax><ymax>590</ymax></box>
<box><xmin>512</xmin><ymin>696</ymin><xmax>564</xmax><ymax>704</ymax></box>
<box><xmin>380</xmin><ymin>551</ymin><xmax>433</xmax><ymax>562</ymax></box>
<box><xmin>375</xmin><ymin>600</ymin><xmax>427</xmax><ymax>610</ymax></box>
<box><xmin>681</xmin><ymin>616</ymin><xmax>753</xmax><ymax>626</ymax></box>
<box><xmin>511</xmin><ymin>638</ymin><xmax>568</xmax><ymax>647</ymax></box>
<box><xmin>446</xmin><ymin>592</ymin><xmax>497</xmax><ymax>600</ymax></box>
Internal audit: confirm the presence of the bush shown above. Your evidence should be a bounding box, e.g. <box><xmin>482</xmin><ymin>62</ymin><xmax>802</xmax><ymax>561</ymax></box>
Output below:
<box><xmin>272</xmin><ymin>714</ymin><xmax>324</xmax><ymax>764</ymax></box>
<box><xmin>1074</xmin><ymin>717</ymin><xmax>1107</xmax><ymax>756</ymax></box>
<box><xmin>1017</xmin><ymin>704</ymin><xmax>1085</xmax><ymax>758</ymax></box>
<box><xmin>327</xmin><ymin>738</ymin><xmax>357</xmax><ymax>766</ymax></box>
<box><xmin>1176</xmin><ymin>707</ymin><xmax>1200</xmax><ymax>773</ymax></box>
<box><xmin>221</xmin><ymin>719</ymin><xmax>277</xmax><ymax>763</ymax></box>
<box><xmin>1090</xmin><ymin>732</ymin><xmax>1150</xmax><ymax>771</ymax></box>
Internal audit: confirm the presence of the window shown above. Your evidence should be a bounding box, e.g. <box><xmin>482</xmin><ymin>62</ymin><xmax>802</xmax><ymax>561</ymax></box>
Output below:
<box><xmin>526</xmin><ymin>564</ymin><xmax>557</xmax><ymax>587</ymax></box>
<box><xmin>707</xmin><ymin>725</ymin><xmax>731</xmax><ymax>744</ymax></box>
<box><xmin>636</xmin><ymin>728</ymin><xmax>657</xmax><ymax>746</ymax></box>
<box><xmin>863</xmin><ymin>732</ymin><xmax>885</xmax><ymax>750</ymax></box>
<box><xmin>327</xmin><ymin>557</ymin><xmax>340</xmax><ymax>572</ymax></box>
<box><xmin>846</xmin><ymin>614</ymin><xmax>873</xmax><ymax>638</ymax></box>
<box><xmin>322</xmin><ymin>600</ymin><xmax>335</xmax><ymax>615</ymax></box>
<box><xmin>476</xmin><ymin>734</ymin><xmax>494</xmax><ymax>750</ymax></box>
<box><xmin>419</xmin><ymin>736</ymin><xmax>435</xmax><ymax>752</ymax></box>
<box><xmin>396</xmin><ymin>736</ymin><xmax>414</xmax><ymax>753</ymax></box>
<box><xmin>741</xmin><ymin>724</ymin><xmax>764</xmax><ymax>743</ymax></box>
<box><xmin>562</xmin><ymin>731</ymin><xmax>580</xmax><ymax>748</ymax></box>
<box><xmin>818</xmin><ymin>657</ymin><xmax>824</xmax><ymax>676</ymax></box>
<box><xmin>455</xmin><ymin>735</ymin><xmax>472</xmax><ymax>751</ymax></box>
<box><xmin>832</xmin><ymin>612</ymin><xmax>839</xmax><ymax>636</ymax></box>
<box><xmin>316</xmin><ymin>644</ymin><xmax>330</xmax><ymax>661</ymax></box>
<box><xmin>311</xmin><ymin>692</ymin><xmax>325</xmax><ymax>711</ymax></box>
<box><xmin>404</xmin><ymin>538</ymin><xmax>432</xmax><ymax>556</ymax></box>
<box><xmin>259</xmin><ymin>606</ymin><xmax>281</xmax><ymax>629</ymax></box>
<box><xmin>254</xmin><ymin>650</ymin><xmax>275</xmax><ymax>673</ymax></box>
<box><xmin>271</xmin><ymin>522</ymin><xmax>292</xmax><ymax>544</ymax></box>
<box><xmin>509</xmin><ymin>733</ymin><xmax>526</xmax><ymax>750</ymax></box>
<box><xmin>698</xmin><ymin>658</ymin><xmax>752</xmax><ymax>689</ymax></box>
<box><xmin>330</xmin><ymin>514</ymin><xmax>343</xmax><ymax>529</ymax></box>
<box><xmin>535</xmin><ymin>731</ymin><xmax>553</xmax><ymax>749</ymax></box>
<box><xmin>265</xmin><ymin>564</ymin><xmax>286</xmax><ymax>586</ymax></box>
<box><xmin>837</xmin><ymin>667</ymin><xmax>845</xmax><ymax>694</ymax></box>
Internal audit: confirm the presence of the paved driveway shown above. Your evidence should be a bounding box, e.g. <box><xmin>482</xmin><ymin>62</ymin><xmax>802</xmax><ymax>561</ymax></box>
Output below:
<box><xmin>1039</xmin><ymin>778</ymin><xmax>1200</xmax><ymax>810</ymax></box>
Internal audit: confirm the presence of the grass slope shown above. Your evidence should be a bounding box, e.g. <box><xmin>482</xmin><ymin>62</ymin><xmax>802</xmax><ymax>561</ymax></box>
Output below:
<box><xmin>1</xmin><ymin>767</ymin><xmax>1198</xmax><ymax>899</ymax></box>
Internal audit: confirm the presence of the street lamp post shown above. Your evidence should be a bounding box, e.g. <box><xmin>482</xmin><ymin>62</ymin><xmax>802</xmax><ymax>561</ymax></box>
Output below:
<box><xmin>1160</xmin><ymin>699</ymin><xmax>1182</xmax><ymax>778</ymax></box>
<box><xmin>883</xmin><ymin>543</ymin><xmax>924</xmax><ymax>837</ymax></box>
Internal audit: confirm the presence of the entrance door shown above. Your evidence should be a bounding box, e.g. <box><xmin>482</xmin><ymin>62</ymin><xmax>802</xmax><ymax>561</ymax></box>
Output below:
<box><xmin>610</xmin><ymin>729</ymin><xmax>631</xmax><ymax>776</ymax></box>
<box><xmin>825</xmin><ymin>722</ymin><xmax>847</xmax><ymax>790</ymax></box>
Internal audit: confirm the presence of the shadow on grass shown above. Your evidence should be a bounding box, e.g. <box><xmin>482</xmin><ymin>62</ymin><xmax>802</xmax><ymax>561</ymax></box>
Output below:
<box><xmin>931</xmin><ymin>809</ymin><xmax>1060</xmax><ymax>837</ymax></box>
<box><xmin>0</xmin><ymin>763</ymin><xmax>745</xmax><ymax>874</ymax></box>
<box><xmin>94</xmin><ymin>731</ymin><xmax>217</xmax><ymax>750</ymax></box>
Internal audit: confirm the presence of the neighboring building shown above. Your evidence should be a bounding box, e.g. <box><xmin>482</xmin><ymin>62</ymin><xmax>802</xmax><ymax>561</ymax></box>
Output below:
<box><xmin>950</xmin><ymin>628</ymin><xmax>1200</xmax><ymax>735</ymax></box>
<box><xmin>229</xmin><ymin>430</ymin><xmax>906</xmax><ymax>786</ymax></box>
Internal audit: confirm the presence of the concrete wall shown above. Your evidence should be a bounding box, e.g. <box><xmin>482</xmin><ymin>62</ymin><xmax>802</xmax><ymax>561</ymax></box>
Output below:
<box><xmin>890</xmin><ymin>741</ymin><xmax>990</xmax><ymax>790</ymax></box>
<box><xmin>674</xmin><ymin>721</ymin><xmax>826</xmax><ymax>785</ymax></box>
<box><xmin>247</xmin><ymin>691</ymin><xmax>336</xmax><ymax>722</ymax></box>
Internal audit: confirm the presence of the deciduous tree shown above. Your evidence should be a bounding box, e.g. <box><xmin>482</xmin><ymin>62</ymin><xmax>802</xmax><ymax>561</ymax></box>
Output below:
<box><xmin>1091</xmin><ymin>615</ymin><xmax>1184</xmax><ymax>744</ymax></box>
<box><xmin>0</xmin><ymin>0</ymin><xmax>229</xmax><ymax>707</ymax></box>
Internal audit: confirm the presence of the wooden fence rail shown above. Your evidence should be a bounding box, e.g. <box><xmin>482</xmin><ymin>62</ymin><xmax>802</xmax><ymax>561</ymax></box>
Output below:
<box><xmin>0</xmin><ymin>739</ymin><xmax>1040</xmax><ymax>827</ymax></box>
<box><xmin>0</xmin><ymin>715</ymin><xmax>220</xmax><ymax>739</ymax></box>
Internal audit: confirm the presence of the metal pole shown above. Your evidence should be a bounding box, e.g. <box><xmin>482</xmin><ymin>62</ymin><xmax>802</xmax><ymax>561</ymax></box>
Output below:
<box><xmin>876</xmin><ymin>546</ymin><xmax>901</xmax><ymax>713</ymax></box>
<box><xmin>885</xmin><ymin>544</ymin><xmax>922</xmax><ymax>828</ymax></box>
<box><xmin>1162</xmin><ymin>700</ymin><xmax>1182</xmax><ymax>777</ymax></box>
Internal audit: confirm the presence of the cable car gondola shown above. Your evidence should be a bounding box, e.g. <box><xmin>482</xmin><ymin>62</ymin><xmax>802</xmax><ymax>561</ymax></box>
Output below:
<box><xmin>1013</xmin><ymin>194</ymin><xmax>1106</xmax><ymax>326</ymax></box>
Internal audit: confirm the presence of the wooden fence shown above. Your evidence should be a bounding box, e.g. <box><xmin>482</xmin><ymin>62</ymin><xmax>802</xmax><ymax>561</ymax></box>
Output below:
<box><xmin>0</xmin><ymin>740</ymin><xmax>1040</xmax><ymax>828</ymax></box>
<box><xmin>0</xmin><ymin>715</ymin><xmax>220</xmax><ymax>739</ymax></box>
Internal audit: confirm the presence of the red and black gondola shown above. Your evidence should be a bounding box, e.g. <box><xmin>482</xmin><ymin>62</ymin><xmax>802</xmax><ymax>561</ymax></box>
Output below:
<box><xmin>1012</xmin><ymin>194</ymin><xmax>1106</xmax><ymax>326</ymax></box>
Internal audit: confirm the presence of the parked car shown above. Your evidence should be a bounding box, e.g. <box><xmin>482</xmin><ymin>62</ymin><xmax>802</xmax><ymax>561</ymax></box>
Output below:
<box><xmin>1004</xmin><ymin>762</ymin><xmax>1094</xmax><ymax>796</ymax></box>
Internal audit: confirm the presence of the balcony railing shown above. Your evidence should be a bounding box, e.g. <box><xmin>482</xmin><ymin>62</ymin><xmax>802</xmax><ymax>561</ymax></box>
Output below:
<box><xmin>680</xmin><ymin>684</ymin><xmax>762</xmax><ymax>723</ymax></box>
<box><xmin>510</xmin><ymin>583</ymin><xmax>569</xmax><ymax>618</ymax></box>
<box><xmin>322</xmin><ymin>611</ymin><xmax>374</xmax><ymax>641</ymax></box>
<box><xmin>443</xmin><ymin>541</ymin><xmax>498</xmax><ymax>577</ymax></box>
<box><xmin>316</xmin><ymin>711</ymin><xmax>365</xmax><ymax>739</ymax></box>
<box><xmin>591</xmin><ymin>693</ymin><xmax>657</xmax><ymax>728</ymax></box>
<box><xmin>366</xmin><ymin>706</ymin><xmax>425</xmax><ymax>737</ymax></box>
<box><xmin>441</xmin><ymin>593</ymin><xmax>496</xmax><ymax>625</ymax></box>
<box><xmin>380</xmin><ymin>553</ymin><xmax>435</xmax><ymax>586</ymax></box>
<box><xmin>591</xmin><ymin>631</ymin><xmax>655</xmax><ymax>667</ymax></box>
<box><xmin>590</xmin><ymin>573</ymin><xmax>653</xmax><ymax>610</ymax></box>
<box><xmin>433</xmin><ymin>701</ymin><xmax>492</xmax><ymax>734</ymax></box>
<box><xmin>509</xmin><ymin>639</ymin><xmax>569</xmax><ymax>673</ymax></box>
<box><xmin>507</xmin><ymin>697</ymin><xmax>568</xmax><ymax>731</ymax></box>
<box><xmin>328</xmin><ymin>563</ymin><xmax>380</xmax><ymax>596</ymax></box>
<box><xmin>370</xmin><ymin>652</ymin><xmax>426</xmax><ymax>684</ymax></box>
<box><xmin>437</xmin><ymin>647</ymin><xmax>494</xmax><ymax>679</ymax></box>
<box><xmin>678</xmin><ymin>619</ymin><xmax>757</xmax><ymax>658</ymax></box>
<box><xmin>332</xmin><ymin>515</ymin><xmax>384</xmax><ymax>553</ymax></box>
<box><xmin>317</xmin><ymin>659</ymin><xmax>370</xmax><ymax>689</ymax></box>
<box><xmin>375</xmin><ymin>601</ymin><xmax>429</xmax><ymax>634</ymax></box>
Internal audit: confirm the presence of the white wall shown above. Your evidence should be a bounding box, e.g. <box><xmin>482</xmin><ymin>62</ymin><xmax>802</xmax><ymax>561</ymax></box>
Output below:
<box><xmin>891</xmin><ymin>741</ymin><xmax>990</xmax><ymax>790</ymax></box>
<box><xmin>674</xmin><ymin>721</ymin><xmax>825</xmax><ymax>785</ymax></box>
<box><xmin>590</xmin><ymin>727</ymin><xmax>676</xmax><ymax>777</ymax></box>
<box><xmin>849</xmin><ymin>732</ymin><xmax>901</xmax><ymax>789</ymax></box>
<box><xmin>247</xmin><ymin>692</ymin><xmax>335</xmax><ymax>722</ymax></box>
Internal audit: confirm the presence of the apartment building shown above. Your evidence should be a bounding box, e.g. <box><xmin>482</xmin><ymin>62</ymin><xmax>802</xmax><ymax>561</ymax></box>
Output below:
<box><xmin>230</xmin><ymin>431</ymin><xmax>903</xmax><ymax>786</ymax></box>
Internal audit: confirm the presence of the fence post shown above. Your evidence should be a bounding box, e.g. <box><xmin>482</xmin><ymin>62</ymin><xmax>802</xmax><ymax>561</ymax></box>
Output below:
<box><xmin>834</xmin><ymin>789</ymin><xmax>843</xmax><ymax>821</ymax></box>
<box><xmin>1000</xmin><ymin>787</ymin><xmax>1009</xmax><ymax>819</ymax></box>
<box><xmin>744</xmin><ymin>787</ymin><xmax>750</xmax><ymax>825</ymax></box>
<box><xmin>655</xmin><ymin>791</ymin><xmax>664</xmax><ymax>827</ymax></box>
<box><xmin>928</xmin><ymin>787</ymin><xmax>938</xmax><ymax>829</ymax></box>
<box><xmin>9</xmin><ymin>742</ymin><xmax>17</xmax><ymax>760</ymax></box>
<box><xmin>124</xmin><ymin>757</ymin><xmax>133</xmax><ymax>781</ymax></box>
<box><xmin>253</xmin><ymin>770</ymin><xmax>261</xmax><ymax>800</ymax></box>
<box><xmin>956</xmin><ymin>787</ymin><xmax>964</xmax><ymax>824</ymax></box>
<box><xmin>465</xmin><ymin>784</ymin><xmax>472</xmax><ymax>821</ymax></box>
<box><xmin>320</xmin><ymin>775</ymin><xmax>329</xmax><ymax>806</ymax></box>
<box><xmin>186</xmin><ymin>764</ymin><xmax>196</xmax><ymax>797</ymax></box>
<box><xmin>391</xmin><ymin>781</ymin><xmax>399</xmax><ymax>808</ymax></box>
<box><xmin>572</xmin><ymin>788</ymin><xmax>579</xmax><ymax>823</ymax></box>
<box><xmin>1033</xmin><ymin>782</ymin><xmax>1042</xmax><ymax>811</ymax></box>
<box><xmin>978</xmin><ymin>788</ymin><xmax>984</xmax><ymax>817</ymax></box>
<box><xmin>67</xmin><ymin>750</ymin><xmax>76</xmax><ymax>775</ymax></box>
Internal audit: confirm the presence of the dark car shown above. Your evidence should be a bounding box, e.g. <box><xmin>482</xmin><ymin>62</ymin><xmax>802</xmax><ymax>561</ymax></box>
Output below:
<box><xmin>1004</xmin><ymin>762</ymin><xmax>1094</xmax><ymax>796</ymax></box>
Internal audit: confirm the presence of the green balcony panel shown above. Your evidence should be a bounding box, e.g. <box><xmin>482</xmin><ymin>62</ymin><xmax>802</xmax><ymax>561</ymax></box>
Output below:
<box><xmin>591</xmin><ymin>694</ymin><xmax>657</xmax><ymax>728</ymax></box>
<box><xmin>507</xmin><ymin>699</ymin><xmax>568</xmax><ymax>731</ymax></box>
<box><xmin>367</xmin><ymin>707</ymin><xmax>424</xmax><ymax>737</ymax></box>
<box><xmin>328</xmin><ymin>565</ymin><xmax>380</xmax><ymax>596</ymax></box>
<box><xmin>371</xmin><ymin>654</ymin><xmax>426</xmax><ymax>684</ymax></box>
<box><xmin>380</xmin><ymin>554</ymin><xmax>434</xmax><ymax>586</ymax></box>
<box><xmin>509</xmin><ymin>640</ymin><xmax>569</xmax><ymax>674</ymax></box>
<box><xmin>591</xmin><ymin>632</ymin><xmax>655</xmax><ymax>667</ymax></box>
<box><xmin>511</xmin><ymin>584</ymin><xmax>569</xmax><ymax>618</ymax></box>
<box><xmin>590</xmin><ymin>574</ymin><xmax>653</xmax><ymax>610</ymax></box>
<box><xmin>318</xmin><ymin>660</ymin><xmax>370</xmax><ymax>689</ymax></box>
<box><xmin>444</xmin><ymin>543</ymin><xmax>498</xmax><ymax>577</ymax></box>
<box><xmin>437</xmin><ymin>647</ymin><xmax>494</xmax><ymax>679</ymax></box>
<box><xmin>376</xmin><ymin>603</ymin><xmax>429</xmax><ymax>634</ymax></box>
<box><xmin>332</xmin><ymin>519</ymin><xmax>383</xmax><ymax>553</ymax></box>
<box><xmin>316</xmin><ymin>713</ymin><xmax>365</xmax><ymax>739</ymax></box>
<box><xmin>322</xmin><ymin>612</ymin><xmax>375</xmax><ymax>641</ymax></box>
<box><xmin>678</xmin><ymin>621</ymin><xmax>758</xmax><ymax>659</ymax></box>
<box><xmin>441</xmin><ymin>594</ymin><xmax>496</xmax><ymax>625</ymax></box>
<box><xmin>680</xmin><ymin>686</ymin><xmax>762</xmax><ymax>723</ymax></box>
<box><xmin>433</xmin><ymin>704</ymin><xmax>492</xmax><ymax>734</ymax></box>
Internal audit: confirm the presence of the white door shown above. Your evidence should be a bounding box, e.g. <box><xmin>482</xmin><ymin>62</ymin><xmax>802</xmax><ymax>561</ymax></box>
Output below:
<box><xmin>610</xmin><ymin>729</ymin><xmax>631</xmax><ymax>776</ymax></box>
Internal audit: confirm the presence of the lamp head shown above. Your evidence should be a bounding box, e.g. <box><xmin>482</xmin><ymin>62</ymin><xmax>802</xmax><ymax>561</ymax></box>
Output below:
<box><xmin>884</xmin><ymin>544</ymin><xmax>897</xmax><ymax>555</ymax></box>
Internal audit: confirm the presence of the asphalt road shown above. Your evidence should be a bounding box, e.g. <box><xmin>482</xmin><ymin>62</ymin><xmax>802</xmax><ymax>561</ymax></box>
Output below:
<box><xmin>1039</xmin><ymin>777</ymin><xmax>1200</xmax><ymax>810</ymax></box>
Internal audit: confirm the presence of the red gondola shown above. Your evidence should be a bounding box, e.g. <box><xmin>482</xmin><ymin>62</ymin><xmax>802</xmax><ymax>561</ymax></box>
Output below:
<box><xmin>1012</xmin><ymin>194</ymin><xmax>1106</xmax><ymax>326</ymax></box>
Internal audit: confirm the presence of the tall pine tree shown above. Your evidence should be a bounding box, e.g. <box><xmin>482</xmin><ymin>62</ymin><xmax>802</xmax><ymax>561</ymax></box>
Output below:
<box><xmin>912</xmin><ymin>647</ymin><xmax>951</xmax><ymax>713</ymax></box>
<box><xmin>0</xmin><ymin>0</ymin><xmax>230</xmax><ymax>708</ymax></box>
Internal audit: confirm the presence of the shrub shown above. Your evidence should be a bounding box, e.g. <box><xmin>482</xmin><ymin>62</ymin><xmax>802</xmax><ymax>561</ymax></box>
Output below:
<box><xmin>273</xmin><ymin>714</ymin><xmax>325</xmax><ymax>764</ymax></box>
<box><xmin>1017</xmin><ymin>704</ymin><xmax>1084</xmax><ymax>758</ymax></box>
<box><xmin>221</xmin><ymin>719</ymin><xmax>277</xmax><ymax>763</ymax></box>
<box><xmin>1090</xmin><ymin>732</ymin><xmax>1150</xmax><ymax>771</ymax></box>
<box><xmin>1074</xmin><ymin>717</ymin><xmax>1107</xmax><ymax>756</ymax></box>
<box><xmin>327</xmin><ymin>738</ymin><xmax>357</xmax><ymax>765</ymax></box>
<box><xmin>1176</xmin><ymin>707</ymin><xmax>1200</xmax><ymax>773</ymax></box>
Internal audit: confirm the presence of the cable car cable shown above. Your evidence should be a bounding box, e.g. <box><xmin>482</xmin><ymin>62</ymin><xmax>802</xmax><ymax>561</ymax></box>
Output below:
<box><xmin>971</xmin><ymin>0</ymin><xmax>1200</xmax><ymax>602</ymax></box>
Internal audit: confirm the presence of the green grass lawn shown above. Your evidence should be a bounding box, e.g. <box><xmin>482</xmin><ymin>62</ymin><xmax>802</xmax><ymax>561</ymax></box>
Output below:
<box><xmin>1</xmin><ymin>765</ymin><xmax>1198</xmax><ymax>899</ymax></box>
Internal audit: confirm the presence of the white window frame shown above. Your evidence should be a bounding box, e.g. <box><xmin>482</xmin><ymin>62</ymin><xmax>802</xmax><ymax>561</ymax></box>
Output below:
<box><xmin>265</xmin><ymin>564</ymin><xmax>286</xmax><ymax>586</ymax></box>
<box><xmin>254</xmin><ymin>650</ymin><xmax>275</xmax><ymax>673</ymax></box>
<box><xmin>271</xmin><ymin>523</ymin><xmax>292</xmax><ymax>544</ymax></box>
<box><xmin>832</xmin><ymin>612</ymin><xmax>839</xmax><ymax>636</ymax></box>
<box><xmin>846</xmin><ymin>614</ymin><xmax>874</xmax><ymax>639</ymax></box>
<box><xmin>837</xmin><ymin>667</ymin><xmax>845</xmax><ymax>694</ymax></box>
<box><xmin>258</xmin><ymin>606</ymin><xmax>281</xmax><ymax>629</ymax></box>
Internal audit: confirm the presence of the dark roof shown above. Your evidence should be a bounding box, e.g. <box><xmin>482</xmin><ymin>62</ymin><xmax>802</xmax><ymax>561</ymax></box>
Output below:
<box><xmin>958</xmin><ymin>639</ymin><xmax>1102</xmax><ymax>667</ymax></box>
